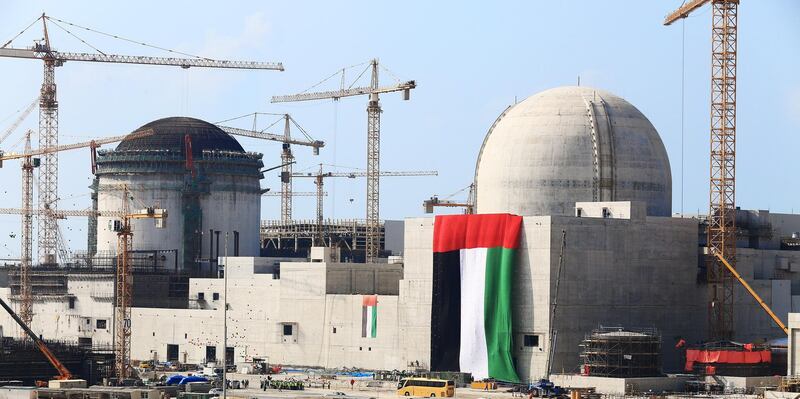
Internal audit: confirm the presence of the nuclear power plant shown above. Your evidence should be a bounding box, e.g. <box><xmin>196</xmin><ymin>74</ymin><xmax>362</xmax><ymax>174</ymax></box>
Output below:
<box><xmin>1</xmin><ymin>3</ymin><xmax>800</xmax><ymax>399</ymax></box>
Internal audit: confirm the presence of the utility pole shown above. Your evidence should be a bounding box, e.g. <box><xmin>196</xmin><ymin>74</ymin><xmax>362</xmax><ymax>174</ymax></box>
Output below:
<box><xmin>222</xmin><ymin>232</ymin><xmax>229</xmax><ymax>399</ymax></box>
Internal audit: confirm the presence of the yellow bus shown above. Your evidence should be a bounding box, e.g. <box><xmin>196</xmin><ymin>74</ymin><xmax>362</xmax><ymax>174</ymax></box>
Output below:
<box><xmin>397</xmin><ymin>378</ymin><xmax>455</xmax><ymax>397</ymax></box>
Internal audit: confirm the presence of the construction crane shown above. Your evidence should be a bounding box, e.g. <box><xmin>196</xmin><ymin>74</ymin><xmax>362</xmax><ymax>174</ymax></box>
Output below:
<box><xmin>423</xmin><ymin>184</ymin><xmax>475</xmax><ymax>214</ymax></box>
<box><xmin>19</xmin><ymin>130</ymin><xmax>34</xmax><ymax>329</ymax></box>
<box><xmin>0</xmin><ymin>296</ymin><xmax>72</xmax><ymax>381</ymax></box>
<box><xmin>293</xmin><ymin>165</ymin><xmax>436</xmax><ymax>249</ymax></box>
<box><xmin>0</xmin><ymin>129</ymin><xmax>152</xmax><ymax>330</ymax></box>
<box><xmin>664</xmin><ymin>0</ymin><xmax>739</xmax><ymax>340</ymax></box>
<box><xmin>0</xmin><ymin>96</ymin><xmax>38</xmax><ymax>146</ymax></box>
<box><xmin>217</xmin><ymin>113</ymin><xmax>324</xmax><ymax>222</ymax></box>
<box><xmin>112</xmin><ymin>186</ymin><xmax>167</xmax><ymax>378</ymax></box>
<box><xmin>0</xmin><ymin>14</ymin><xmax>283</xmax><ymax>264</ymax></box>
<box><xmin>262</xmin><ymin>191</ymin><xmax>321</xmax><ymax>197</ymax></box>
<box><xmin>272</xmin><ymin>60</ymin><xmax>417</xmax><ymax>262</ymax></box>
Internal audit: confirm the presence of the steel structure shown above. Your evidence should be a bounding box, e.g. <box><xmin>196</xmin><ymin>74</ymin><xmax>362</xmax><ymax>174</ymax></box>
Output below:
<box><xmin>665</xmin><ymin>0</ymin><xmax>739</xmax><ymax>340</ymax></box>
<box><xmin>0</xmin><ymin>129</ymin><xmax>150</xmax><ymax>333</ymax></box>
<box><xmin>0</xmin><ymin>295</ymin><xmax>73</xmax><ymax>380</ymax></box>
<box><xmin>293</xmin><ymin>166</ymin><xmax>436</xmax><ymax>248</ymax></box>
<box><xmin>112</xmin><ymin>187</ymin><xmax>167</xmax><ymax>378</ymax></box>
<box><xmin>423</xmin><ymin>184</ymin><xmax>475</xmax><ymax>214</ymax></box>
<box><xmin>218</xmin><ymin>115</ymin><xmax>323</xmax><ymax>223</ymax></box>
<box><xmin>19</xmin><ymin>131</ymin><xmax>34</xmax><ymax>330</ymax></box>
<box><xmin>0</xmin><ymin>14</ymin><xmax>282</xmax><ymax>264</ymax></box>
<box><xmin>272</xmin><ymin>60</ymin><xmax>416</xmax><ymax>262</ymax></box>
<box><xmin>579</xmin><ymin>327</ymin><xmax>662</xmax><ymax>378</ymax></box>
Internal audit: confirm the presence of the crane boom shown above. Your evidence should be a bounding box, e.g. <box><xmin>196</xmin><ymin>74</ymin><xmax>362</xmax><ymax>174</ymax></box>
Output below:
<box><xmin>271</xmin><ymin>81</ymin><xmax>416</xmax><ymax>103</ymax></box>
<box><xmin>0</xmin><ymin>47</ymin><xmax>284</xmax><ymax>70</ymax></box>
<box><xmin>713</xmin><ymin>251</ymin><xmax>788</xmax><ymax>334</ymax></box>
<box><xmin>293</xmin><ymin>170</ymin><xmax>437</xmax><ymax>178</ymax></box>
<box><xmin>0</xmin><ymin>129</ymin><xmax>152</xmax><ymax>161</ymax></box>
<box><xmin>217</xmin><ymin>125</ymin><xmax>324</xmax><ymax>148</ymax></box>
<box><xmin>0</xmin><ymin>296</ymin><xmax>72</xmax><ymax>380</ymax></box>
<box><xmin>0</xmin><ymin>207</ymin><xmax>125</xmax><ymax>218</ymax></box>
<box><xmin>0</xmin><ymin>96</ymin><xmax>38</xmax><ymax>145</ymax></box>
<box><xmin>664</xmin><ymin>0</ymin><xmax>711</xmax><ymax>25</ymax></box>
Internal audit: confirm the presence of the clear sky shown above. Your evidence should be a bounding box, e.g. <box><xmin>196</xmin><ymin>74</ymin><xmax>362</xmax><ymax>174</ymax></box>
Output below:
<box><xmin>0</xmin><ymin>1</ymin><xmax>798</xmax><ymax>258</ymax></box>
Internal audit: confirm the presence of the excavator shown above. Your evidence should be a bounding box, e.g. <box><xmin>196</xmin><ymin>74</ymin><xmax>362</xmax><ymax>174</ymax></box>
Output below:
<box><xmin>0</xmin><ymin>296</ymin><xmax>73</xmax><ymax>384</ymax></box>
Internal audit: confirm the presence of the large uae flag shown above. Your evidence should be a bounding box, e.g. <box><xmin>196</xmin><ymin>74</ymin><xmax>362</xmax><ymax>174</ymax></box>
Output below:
<box><xmin>431</xmin><ymin>213</ymin><xmax>522</xmax><ymax>382</ymax></box>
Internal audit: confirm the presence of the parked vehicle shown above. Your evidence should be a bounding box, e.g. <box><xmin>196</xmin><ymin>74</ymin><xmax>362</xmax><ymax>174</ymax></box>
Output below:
<box><xmin>397</xmin><ymin>378</ymin><xmax>455</xmax><ymax>397</ymax></box>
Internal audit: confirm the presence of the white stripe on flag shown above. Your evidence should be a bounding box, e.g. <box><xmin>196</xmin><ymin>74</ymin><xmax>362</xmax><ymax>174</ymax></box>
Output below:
<box><xmin>460</xmin><ymin>247</ymin><xmax>489</xmax><ymax>379</ymax></box>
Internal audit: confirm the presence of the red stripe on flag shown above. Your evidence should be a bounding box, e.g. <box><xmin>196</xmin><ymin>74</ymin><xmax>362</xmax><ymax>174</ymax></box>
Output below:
<box><xmin>433</xmin><ymin>214</ymin><xmax>523</xmax><ymax>252</ymax></box>
<box><xmin>362</xmin><ymin>294</ymin><xmax>377</xmax><ymax>307</ymax></box>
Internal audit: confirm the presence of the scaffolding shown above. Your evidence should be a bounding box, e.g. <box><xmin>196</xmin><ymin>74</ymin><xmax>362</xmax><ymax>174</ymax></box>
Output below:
<box><xmin>579</xmin><ymin>326</ymin><xmax>662</xmax><ymax>378</ymax></box>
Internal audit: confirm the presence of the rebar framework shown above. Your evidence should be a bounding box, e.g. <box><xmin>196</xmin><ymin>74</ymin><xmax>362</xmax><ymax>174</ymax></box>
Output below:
<box><xmin>37</xmin><ymin>59</ymin><xmax>59</xmax><ymax>264</ymax></box>
<box><xmin>707</xmin><ymin>0</ymin><xmax>738</xmax><ymax>341</ymax></box>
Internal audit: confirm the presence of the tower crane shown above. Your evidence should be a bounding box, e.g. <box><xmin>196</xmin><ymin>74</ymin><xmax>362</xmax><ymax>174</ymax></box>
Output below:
<box><xmin>217</xmin><ymin>113</ymin><xmax>324</xmax><ymax>222</ymax></box>
<box><xmin>664</xmin><ymin>0</ymin><xmax>739</xmax><ymax>340</ymax></box>
<box><xmin>423</xmin><ymin>184</ymin><xmax>475</xmax><ymax>214</ymax></box>
<box><xmin>272</xmin><ymin>60</ymin><xmax>416</xmax><ymax>262</ymax></box>
<box><xmin>0</xmin><ymin>191</ymin><xmax>168</xmax><ymax>379</ymax></box>
<box><xmin>0</xmin><ymin>129</ymin><xmax>152</xmax><ymax>330</ymax></box>
<box><xmin>293</xmin><ymin>165</ymin><xmax>436</xmax><ymax>250</ymax></box>
<box><xmin>0</xmin><ymin>14</ymin><xmax>283</xmax><ymax>264</ymax></box>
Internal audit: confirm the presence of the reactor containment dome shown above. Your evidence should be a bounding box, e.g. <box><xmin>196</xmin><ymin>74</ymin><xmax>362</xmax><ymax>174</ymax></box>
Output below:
<box><xmin>475</xmin><ymin>86</ymin><xmax>672</xmax><ymax>217</ymax></box>
<box><xmin>92</xmin><ymin>117</ymin><xmax>264</xmax><ymax>277</ymax></box>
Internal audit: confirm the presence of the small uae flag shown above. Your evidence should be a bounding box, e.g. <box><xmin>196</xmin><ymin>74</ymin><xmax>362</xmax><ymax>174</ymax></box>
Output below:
<box><xmin>431</xmin><ymin>213</ymin><xmax>522</xmax><ymax>382</ymax></box>
<box><xmin>362</xmin><ymin>295</ymin><xmax>377</xmax><ymax>338</ymax></box>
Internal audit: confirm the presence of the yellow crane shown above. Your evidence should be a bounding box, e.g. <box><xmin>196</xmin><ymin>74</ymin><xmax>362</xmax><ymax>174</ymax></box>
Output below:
<box><xmin>0</xmin><ymin>13</ymin><xmax>282</xmax><ymax>264</ymax></box>
<box><xmin>273</xmin><ymin>60</ymin><xmax>416</xmax><ymax>262</ymax></box>
<box><xmin>293</xmin><ymin>165</ymin><xmax>436</xmax><ymax>250</ymax></box>
<box><xmin>423</xmin><ymin>184</ymin><xmax>475</xmax><ymax>214</ymax></box>
<box><xmin>664</xmin><ymin>0</ymin><xmax>739</xmax><ymax>340</ymax></box>
<box><xmin>0</xmin><ymin>129</ymin><xmax>152</xmax><ymax>331</ymax></box>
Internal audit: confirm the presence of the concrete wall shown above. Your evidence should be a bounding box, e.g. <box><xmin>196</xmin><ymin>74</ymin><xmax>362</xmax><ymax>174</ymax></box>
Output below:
<box><xmin>0</xmin><ymin>274</ymin><xmax>114</xmax><ymax>346</ymax></box>
<box><xmin>325</xmin><ymin>263</ymin><xmax>402</xmax><ymax>295</ymax></box>
<box><xmin>788</xmin><ymin>313</ymin><xmax>800</xmax><ymax>376</ymax></box>
<box><xmin>551</xmin><ymin>374</ymin><xmax>690</xmax><ymax>395</ymax></box>
<box><xmin>130</xmin><ymin>257</ymin><xmax>401</xmax><ymax>370</ymax></box>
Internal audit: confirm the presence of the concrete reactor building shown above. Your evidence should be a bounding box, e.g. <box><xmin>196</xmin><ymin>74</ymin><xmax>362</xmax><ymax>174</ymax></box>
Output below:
<box><xmin>92</xmin><ymin>117</ymin><xmax>264</xmax><ymax>277</ymax></box>
<box><xmin>475</xmin><ymin>86</ymin><xmax>672</xmax><ymax>217</ymax></box>
<box><xmin>2</xmin><ymin>88</ymin><xmax>799</xmax><ymax>385</ymax></box>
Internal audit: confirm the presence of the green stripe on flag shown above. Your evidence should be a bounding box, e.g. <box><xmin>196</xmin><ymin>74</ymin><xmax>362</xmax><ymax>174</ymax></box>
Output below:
<box><xmin>484</xmin><ymin>247</ymin><xmax>520</xmax><ymax>383</ymax></box>
<box><xmin>371</xmin><ymin>306</ymin><xmax>377</xmax><ymax>338</ymax></box>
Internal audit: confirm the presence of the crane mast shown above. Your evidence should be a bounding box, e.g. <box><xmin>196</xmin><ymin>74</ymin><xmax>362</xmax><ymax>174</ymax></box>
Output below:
<box><xmin>272</xmin><ymin>60</ymin><xmax>416</xmax><ymax>262</ymax></box>
<box><xmin>0</xmin><ymin>129</ymin><xmax>151</xmax><ymax>338</ymax></box>
<box><xmin>366</xmin><ymin>61</ymin><xmax>382</xmax><ymax>263</ymax></box>
<box><xmin>665</xmin><ymin>0</ymin><xmax>738</xmax><ymax>340</ymax></box>
<box><xmin>217</xmin><ymin>115</ymin><xmax>324</xmax><ymax>223</ymax></box>
<box><xmin>20</xmin><ymin>130</ymin><xmax>34</xmax><ymax>330</ymax></box>
<box><xmin>282</xmin><ymin>116</ymin><xmax>294</xmax><ymax>223</ymax></box>
<box><xmin>0</xmin><ymin>13</ymin><xmax>283</xmax><ymax>264</ymax></box>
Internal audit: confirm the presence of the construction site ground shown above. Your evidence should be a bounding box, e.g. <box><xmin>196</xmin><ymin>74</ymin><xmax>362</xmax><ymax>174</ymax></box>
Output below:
<box><xmin>161</xmin><ymin>371</ymin><xmax>517</xmax><ymax>399</ymax></box>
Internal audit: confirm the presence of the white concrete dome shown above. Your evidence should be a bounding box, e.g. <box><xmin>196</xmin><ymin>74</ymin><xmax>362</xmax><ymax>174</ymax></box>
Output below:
<box><xmin>475</xmin><ymin>86</ymin><xmax>672</xmax><ymax>216</ymax></box>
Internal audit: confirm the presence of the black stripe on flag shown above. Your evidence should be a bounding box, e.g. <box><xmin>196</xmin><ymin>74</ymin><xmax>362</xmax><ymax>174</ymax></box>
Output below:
<box><xmin>430</xmin><ymin>250</ymin><xmax>461</xmax><ymax>371</ymax></box>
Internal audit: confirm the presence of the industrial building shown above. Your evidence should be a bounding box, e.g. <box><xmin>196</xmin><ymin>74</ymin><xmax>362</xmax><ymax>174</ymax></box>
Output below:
<box><xmin>1</xmin><ymin>85</ymin><xmax>799</xmax><ymax>385</ymax></box>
